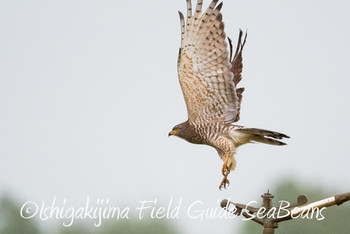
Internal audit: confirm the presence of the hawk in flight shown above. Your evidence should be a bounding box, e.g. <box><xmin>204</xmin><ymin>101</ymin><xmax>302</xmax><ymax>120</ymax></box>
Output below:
<box><xmin>169</xmin><ymin>0</ymin><xmax>289</xmax><ymax>190</ymax></box>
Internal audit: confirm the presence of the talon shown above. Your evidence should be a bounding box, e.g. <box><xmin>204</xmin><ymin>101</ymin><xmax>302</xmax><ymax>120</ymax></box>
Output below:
<box><xmin>219</xmin><ymin>155</ymin><xmax>231</xmax><ymax>190</ymax></box>
<box><xmin>219</xmin><ymin>173</ymin><xmax>230</xmax><ymax>190</ymax></box>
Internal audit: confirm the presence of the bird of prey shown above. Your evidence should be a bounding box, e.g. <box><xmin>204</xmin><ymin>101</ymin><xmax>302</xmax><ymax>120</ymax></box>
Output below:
<box><xmin>169</xmin><ymin>0</ymin><xmax>289</xmax><ymax>190</ymax></box>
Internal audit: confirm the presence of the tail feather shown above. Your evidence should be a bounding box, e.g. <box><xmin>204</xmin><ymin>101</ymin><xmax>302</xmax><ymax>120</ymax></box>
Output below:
<box><xmin>233</xmin><ymin>127</ymin><xmax>289</xmax><ymax>146</ymax></box>
<box><xmin>250</xmin><ymin>135</ymin><xmax>286</xmax><ymax>146</ymax></box>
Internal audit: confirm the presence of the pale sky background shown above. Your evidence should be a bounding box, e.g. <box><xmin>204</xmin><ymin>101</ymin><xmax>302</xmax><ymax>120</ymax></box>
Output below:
<box><xmin>0</xmin><ymin>0</ymin><xmax>349</xmax><ymax>233</ymax></box>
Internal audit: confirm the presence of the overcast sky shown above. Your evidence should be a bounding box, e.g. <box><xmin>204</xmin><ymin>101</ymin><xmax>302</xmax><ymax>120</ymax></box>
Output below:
<box><xmin>1</xmin><ymin>0</ymin><xmax>349</xmax><ymax>233</ymax></box>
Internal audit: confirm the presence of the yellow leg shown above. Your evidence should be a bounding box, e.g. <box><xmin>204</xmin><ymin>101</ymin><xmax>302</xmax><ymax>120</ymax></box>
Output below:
<box><xmin>222</xmin><ymin>154</ymin><xmax>229</xmax><ymax>175</ymax></box>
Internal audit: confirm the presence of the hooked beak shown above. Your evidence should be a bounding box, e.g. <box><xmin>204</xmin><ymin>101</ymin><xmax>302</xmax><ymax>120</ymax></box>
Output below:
<box><xmin>168</xmin><ymin>130</ymin><xmax>174</xmax><ymax>137</ymax></box>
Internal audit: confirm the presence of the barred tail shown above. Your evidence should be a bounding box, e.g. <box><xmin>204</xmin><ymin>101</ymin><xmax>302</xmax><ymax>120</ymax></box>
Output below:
<box><xmin>233</xmin><ymin>127</ymin><xmax>290</xmax><ymax>146</ymax></box>
<box><xmin>250</xmin><ymin>134</ymin><xmax>287</xmax><ymax>145</ymax></box>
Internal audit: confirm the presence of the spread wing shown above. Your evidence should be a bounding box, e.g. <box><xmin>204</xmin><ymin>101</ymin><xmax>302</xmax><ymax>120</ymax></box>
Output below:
<box><xmin>177</xmin><ymin>0</ymin><xmax>246</xmax><ymax>123</ymax></box>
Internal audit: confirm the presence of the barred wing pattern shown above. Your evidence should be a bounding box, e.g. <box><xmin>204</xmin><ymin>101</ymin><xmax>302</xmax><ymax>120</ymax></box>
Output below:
<box><xmin>177</xmin><ymin>0</ymin><xmax>242</xmax><ymax>123</ymax></box>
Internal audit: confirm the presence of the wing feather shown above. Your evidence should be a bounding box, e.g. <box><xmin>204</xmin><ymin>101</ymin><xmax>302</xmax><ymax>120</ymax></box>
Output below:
<box><xmin>177</xmin><ymin>0</ymin><xmax>243</xmax><ymax>123</ymax></box>
<box><xmin>228</xmin><ymin>30</ymin><xmax>247</xmax><ymax>122</ymax></box>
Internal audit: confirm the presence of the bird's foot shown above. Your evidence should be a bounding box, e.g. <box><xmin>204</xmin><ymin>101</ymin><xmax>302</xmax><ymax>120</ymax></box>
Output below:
<box><xmin>219</xmin><ymin>169</ymin><xmax>230</xmax><ymax>190</ymax></box>
<box><xmin>219</xmin><ymin>174</ymin><xmax>230</xmax><ymax>190</ymax></box>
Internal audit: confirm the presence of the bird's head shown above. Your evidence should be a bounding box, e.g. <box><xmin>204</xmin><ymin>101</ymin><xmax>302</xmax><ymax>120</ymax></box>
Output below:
<box><xmin>168</xmin><ymin>121</ymin><xmax>201</xmax><ymax>144</ymax></box>
<box><xmin>168</xmin><ymin>123</ymin><xmax>186</xmax><ymax>138</ymax></box>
